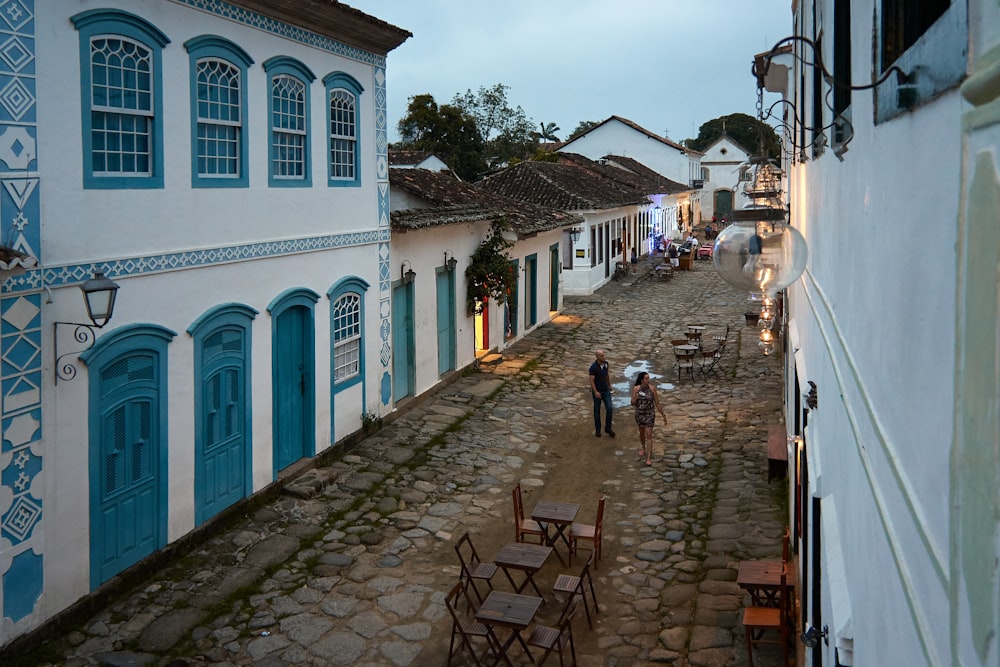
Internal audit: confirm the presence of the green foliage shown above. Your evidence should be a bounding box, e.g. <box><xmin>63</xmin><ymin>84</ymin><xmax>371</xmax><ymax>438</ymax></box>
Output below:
<box><xmin>567</xmin><ymin>120</ymin><xmax>600</xmax><ymax>141</ymax></box>
<box><xmin>529</xmin><ymin>149</ymin><xmax>559</xmax><ymax>162</ymax></box>
<box><xmin>685</xmin><ymin>113</ymin><xmax>781</xmax><ymax>158</ymax></box>
<box><xmin>538</xmin><ymin>122</ymin><xmax>561</xmax><ymax>142</ymax></box>
<box><xmin>465</xmin><ymin>222</ymin><xmax>516</xmax><ymax>315</ymax></box>
<box><xmin>452</xmin><ymin>84</ymin><xmax>537</xmax><ymax>171</ymax></box>
<box><xmin>396</xmin><ymin>93</ymin><xmax>486</xmax><ymax>181</ymax></box>
<box><xmin>361</xmin><ymin>411</ymin><xmax>383</xmax><ymax>434</ymax></box>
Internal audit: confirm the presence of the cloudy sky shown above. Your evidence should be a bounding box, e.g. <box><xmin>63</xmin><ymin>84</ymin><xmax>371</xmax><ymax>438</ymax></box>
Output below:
<box><xmin>344</xmin><ymin>0</ymin><xmax>791</xmax><ymax>144</ymax></box>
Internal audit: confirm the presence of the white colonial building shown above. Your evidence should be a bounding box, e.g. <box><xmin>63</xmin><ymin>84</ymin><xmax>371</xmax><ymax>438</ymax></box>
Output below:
<box><xmin>558</xmin><ymin>116</ymin><xmax>703</xmax><ymax>232</ymax></box>
<box><xmin>0</xmin><ymin>0</ymin><xmax>408</xmax><ymax>646</ymax></box>
<box><xmin>697</xmin><ymin>134</ymin><xmax>752</xmax><ymax>223</ymax></box>
<box><xmin>766</xmin><ymin>0</ymin><xmax>1000</xmax><ymax>665</ymax></box>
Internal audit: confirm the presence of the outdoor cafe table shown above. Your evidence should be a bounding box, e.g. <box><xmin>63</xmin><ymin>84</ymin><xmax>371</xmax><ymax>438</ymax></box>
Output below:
<box><xmin>737</xmin><ymin>559</ymin><xmax>796</xmax><ymax>609</ymax></box>
<box><xmin>530</xmin><ymin>500</ymin><xmax>580</xmax><ymax>566</ymax></box>
<box><xmin>493</xmin><ymin>542</ymin><xmax>553</xmax><ymax>597</ymax></box>
<box><xmin>475</xmin><ymin>590</ymin><xmax>543</xmax><ymax>666</ymax></box>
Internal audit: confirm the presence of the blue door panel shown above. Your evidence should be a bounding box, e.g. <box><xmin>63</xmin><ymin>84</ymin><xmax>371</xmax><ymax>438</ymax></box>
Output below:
<box><xmin>97</xmin><ymin>393</ymin><xmax>158</xmax><ymax>582</ymax></box>
<box><xmin>274</xmin><ymin>305</ymin><xmax>312</xmax><ymax>472</ymax></box>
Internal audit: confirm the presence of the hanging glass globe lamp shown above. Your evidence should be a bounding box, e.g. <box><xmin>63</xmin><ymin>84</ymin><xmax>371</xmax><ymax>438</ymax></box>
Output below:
<box><xmin>712</xmin><ymin>207</ymin><xmax>807</xmax><ymax>296</ymax></box>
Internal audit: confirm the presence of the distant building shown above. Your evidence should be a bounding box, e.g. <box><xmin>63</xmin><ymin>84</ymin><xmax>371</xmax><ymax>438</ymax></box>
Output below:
<box><xmin>557</xmin><ymin>116</ymin><xmax>702</xmax><ymax>231</ymax></box>
<box><xmin>696</xmin><ymin>134</ymin><xmax>752</xmax><ymax>222</ymax></box>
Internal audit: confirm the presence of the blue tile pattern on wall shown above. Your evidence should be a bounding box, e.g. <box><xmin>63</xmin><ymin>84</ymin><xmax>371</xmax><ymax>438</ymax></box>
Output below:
<box><xmin>0</xmin><ymin>0</ymin><xmax>40</xmax><ymax>625</ymax></box>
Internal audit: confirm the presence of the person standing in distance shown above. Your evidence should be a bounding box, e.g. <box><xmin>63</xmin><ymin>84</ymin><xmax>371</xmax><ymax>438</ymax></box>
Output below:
<box><xmin>631</xmin><ymin>371</ymin><xmax>666</xmax><ymax>465</ymax></box>
<box><xmin>590</xmin><ymin>349</ymin><xmax>615</xmax><ymax>437</ymax></box>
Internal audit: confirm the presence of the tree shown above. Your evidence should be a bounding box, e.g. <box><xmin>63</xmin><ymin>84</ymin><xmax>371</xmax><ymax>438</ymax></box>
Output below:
<box><xmin>452</xmin><ymin>84</ymin><xmax>536</xmax><ymax>170</ymax></box>
<box><xmin>566</xmin><ymin>120</ymin><xmax>601</xmax><ymax>141</ymax></box>
<box><xmin>684</xmin><ymin>113</ymin><xmax>780</xmax><ymax>159</ymax></box>
<box><xmin>538</xmin><ymin>122</ymin><xmax>561</xmax><ymax>142</ymax></box>
<box><xmin>396</xmin><ymin>93</ymin><xmax>486</xmax><ymax>181</ymax></box>
<box><xmin>465</xmin><ymin>222</ymin><xmax>516</xmax><ymax>315</ymax></box>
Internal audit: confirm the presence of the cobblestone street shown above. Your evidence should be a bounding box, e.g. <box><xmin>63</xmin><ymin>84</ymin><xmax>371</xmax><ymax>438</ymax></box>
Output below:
<box><xmin>19</xmin><ymin>256</ymin><xmax>791</xmax><ymax>667</ymax></box>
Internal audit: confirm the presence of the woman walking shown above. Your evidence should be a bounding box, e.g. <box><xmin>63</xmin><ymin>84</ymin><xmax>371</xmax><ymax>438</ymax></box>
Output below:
<box><xmin>631</xmin><ymin>372</ymin><xmax>667</xmax><ymax>465</ymax></box>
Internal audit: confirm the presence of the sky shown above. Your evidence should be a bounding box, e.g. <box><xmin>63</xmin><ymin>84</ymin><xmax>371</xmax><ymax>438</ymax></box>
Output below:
<box><xmin>343</xmin><ymin>0</ymin><xmax>791</xmax><ymax>145</ymax></box>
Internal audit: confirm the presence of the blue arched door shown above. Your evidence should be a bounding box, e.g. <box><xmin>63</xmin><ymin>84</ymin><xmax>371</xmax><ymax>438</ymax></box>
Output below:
<box><xmin>189</xmin><ymin>304</ymin><xmax>257</xmax><ymax>524</ymax></box>
<box><xmin>81</xmin><ymin>324</ymin><xmax>175</xmax><ymax>588</ymax></box>
<box><xmin>269</xmin><ymin>289</ymin><xmax>318</xmax><ymax>475</ymax></box>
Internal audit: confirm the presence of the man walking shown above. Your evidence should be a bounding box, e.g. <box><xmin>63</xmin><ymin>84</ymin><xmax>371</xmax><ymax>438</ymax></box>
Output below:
<box><xmin>590</xmin><ymin>349</ymin><xmax>615</xmax><ymax>437</ymax></box>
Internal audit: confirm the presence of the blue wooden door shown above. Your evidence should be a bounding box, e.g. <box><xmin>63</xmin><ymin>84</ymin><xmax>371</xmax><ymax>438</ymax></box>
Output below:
<box><xmin>549</xmin><ymin>245</ymin><xmax>559</xmax><ymax>311</ymax></box>
<box><xmin>435</xmin><ymin>270</ymin><xmax>455</xmax><ymax>375</ymax></box>
<box><xmin>274</xmin><ymin>305</ymin><xmax>310</xmax><ymax>471</ymax></box>
<box><xmin>95</xmin><ymin>354</ymin><xmax>160</xmax><ymax>584</ymax></box>
<box><xmin>392</xmin><ymin>282</ymin><xmax>414</xmax><ymax>399</ymax></box>
<box><xmin>197</xmin><ymin>327</ymin><xmax>247</xmax><ymax>523</ymax></box>
<box><xmin>526</xmin><ymin>255</ymin><xmax>538</xmax><ymax>326</ymax></box>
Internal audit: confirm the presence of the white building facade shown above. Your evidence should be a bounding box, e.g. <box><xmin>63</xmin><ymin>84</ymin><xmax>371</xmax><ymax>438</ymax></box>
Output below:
<box><xmin>0</xmin><ymin>0</ymin><xmax>408</xmax><ymax>645</ymax></box>
<box><xmin>771</xmin><ymin>1</ymin><xmax>999</xmax><ymax>665</ymax></box>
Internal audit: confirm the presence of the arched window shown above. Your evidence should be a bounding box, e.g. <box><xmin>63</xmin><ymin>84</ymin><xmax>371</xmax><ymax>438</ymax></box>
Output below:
<box><xmin>328</xmin><ymin>277</ymin><xmax>369</xmax><ymax>388</ymax></box>
<box><xmin>185</xmin><ymin>36</ymin><xmax>254</xmax><ymax>187</ymax></box>
<box><xmin>323</xmin><ymin>72</ymin><xmax>364</xmax><ymax>187</ymax></box>
<box><xmin>72</xmin><ymin>9</ymin><xmax>170</xmax><ymax>189</ymax></box>
<box><xmin>263</xmin><ymin>57</ymin><xmax>315</xmax><ymax>186</ymax></box>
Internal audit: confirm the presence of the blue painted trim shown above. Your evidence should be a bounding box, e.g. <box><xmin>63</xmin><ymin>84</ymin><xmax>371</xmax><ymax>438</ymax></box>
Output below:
<box><xmin>327</xmin><ymin>276</ymin><xmax>369</xmax><ymax>443</ymax></box>
<box><xmin>327</xmin><ymin>277</ymin><xmax>368</xmax><ymax>382</ymax></box>
<box><xmin>184</xmin><ymin>36</ymin><xmax>254</xmax><ymax>189</ymax></box>
<box><xmin>71</xmin><ymin>9</ymin><xmax>170</xmax><ymax>190</ymax></box>
<box><xmin>322</xmin><ymin>71</ymin><xmax>363</xmax><ymax>188</ymax></box>
<box><xmin>188</xmin><ymin>303</ymin><xmax>257</xmax><ymax>525</ymax></box>
<box><xmin>267</xmin><ymin>287</ymin><xmax>320</xmax><ymax>314</ymax></box>
<box><xmin>2</xmin><ymin>228</ymin><xmax>390</xmax><ymax>294</ymax></box>
<box><xmin>263</xmin><ymin>56</ymin><xmax>315</xmax><ymax>188</ymax></box>
<box><xmin>187</xmin><ymin>302</ymin><xmax>259</xmax><ymax>335</ymax></box>
<box><xmin>80</xmin><ymin>323</ymin><xmax>176</xmax><ymax>589</ymax></box>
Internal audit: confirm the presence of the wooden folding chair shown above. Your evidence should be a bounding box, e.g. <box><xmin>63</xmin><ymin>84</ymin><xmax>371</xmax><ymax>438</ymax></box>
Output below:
<box><xmin>454</xmin><ymin>532</ymin><xmax>498</xmax><ymax>605</ymax></box>
<box><xmin>553</xmin><ymin>550</ymin><xmax>600</xmax><ymax>629</ymax></box>
<box><xmin>742</xmin><ymin>565</ymin><xmax>790</xmax><ymax>667</ymax></box>
<box><xmin>513</xmin><ymin>483</ymin><xmax>546</xmax><ymax>544</ymax></box>
<box><xmin>525</xmin><ymin>598</ymin><xmax>579</xmax><ymax>666</ymax></box>
<box><xmin>568</xmin><ymin>495</ymin><xmax>605</xmax><ymax>567</ymax></box>
<box><xmin>446</xmin><ymin>582</ymin><xmax>497</xmax><ymax>667</ymax></box>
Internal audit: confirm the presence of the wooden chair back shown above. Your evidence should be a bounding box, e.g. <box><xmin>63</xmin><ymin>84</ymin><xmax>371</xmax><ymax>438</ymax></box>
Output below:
<box><xmin>454</xmin><ymin>531</ymin><xmax>496</xmax><ymax>605</ymax></box>
<box><xmin>512</xmin><ymin>483</ymin><xmax>545</xmax><ymax>544</ymax></box>
<box><xmin>445</xmin><ymin>582</ymin><xmax>493</xmax><ymax>667</ymax></box>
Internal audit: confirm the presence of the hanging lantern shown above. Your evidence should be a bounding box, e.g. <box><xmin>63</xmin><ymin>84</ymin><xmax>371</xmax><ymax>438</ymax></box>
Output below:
<box><xmin>712</xmin><ymin>207</ymin><xmax>807</xmax><ymax>296</ymax></box>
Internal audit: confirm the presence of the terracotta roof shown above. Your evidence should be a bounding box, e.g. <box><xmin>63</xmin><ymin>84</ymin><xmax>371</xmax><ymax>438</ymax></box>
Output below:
<box><xmin>231</xmin><ymin>1</ymin><xmax>412</xmax><ymax>55</ymax></box>
<box><xmin>388</xmin><ymin>150</ymin><xmax>433</xmax><ymax>166</ymax></box>
<box><xmin>561</xmin><ymin>115</ymin><xmax>704</xmax><ymax>156</ymax></box>
<box><xmin>478</xmin><ymin>160</ymin><xmax>650</xmax><ymax>211</ymax></box>
<box><xmin>389</xmin><ymin>168</ymin><xmax>582</xmax><ymax>235</ymax></box>
<box><xmin>557</xmin><ymin>152</ymin><xmax>690</xmax><ymax>196</ymax></box>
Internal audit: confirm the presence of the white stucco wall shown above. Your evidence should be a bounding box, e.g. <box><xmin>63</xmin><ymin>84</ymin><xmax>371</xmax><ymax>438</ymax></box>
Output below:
<box><xmin>37</xmin><ymin>1</ymin><xmax>379</xmax><ymax>266</ymax></box>
<box><xmin>784</xmin><ymin>2</ymin><xmax>969</xmax><ymax>661</ymax></box>
<box><xmin>560</xmin><ymin>121</ymin><xmax>693</xmax><ymax>185</ymax></box>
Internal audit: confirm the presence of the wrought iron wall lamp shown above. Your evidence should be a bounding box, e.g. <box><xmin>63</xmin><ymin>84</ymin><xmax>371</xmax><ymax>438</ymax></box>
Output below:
<box><xmin>400</xmin><ymin>260</ymin><xmax>416</xmax><ymax>284</ymax></box>
<box><xmin>54</xmin><ymin>271</ymin><xmax>120</xmax><ymax>383</ymax></box>
<box><xmin>754</xmin><ymin>35</ymin><xmax>913</xmax><ymax>161</ymax></box>
<box><xmin>444</xmin><ymin>249</ymin><xmax>458</xmax><ymax>272</ymax></box>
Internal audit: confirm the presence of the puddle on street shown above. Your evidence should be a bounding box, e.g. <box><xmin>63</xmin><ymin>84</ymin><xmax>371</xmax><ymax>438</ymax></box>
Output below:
<box><xmin>611</xmin><ymin>359</ymin><xmax>675</xmax><ymax>408</ymax></box>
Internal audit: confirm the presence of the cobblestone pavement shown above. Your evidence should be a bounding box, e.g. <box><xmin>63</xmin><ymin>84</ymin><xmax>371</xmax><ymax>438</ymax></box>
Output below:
<box><xmin>18</xmin><ymin>256</ymin><xmax>792</xmax><ymax>667</ymax></box>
